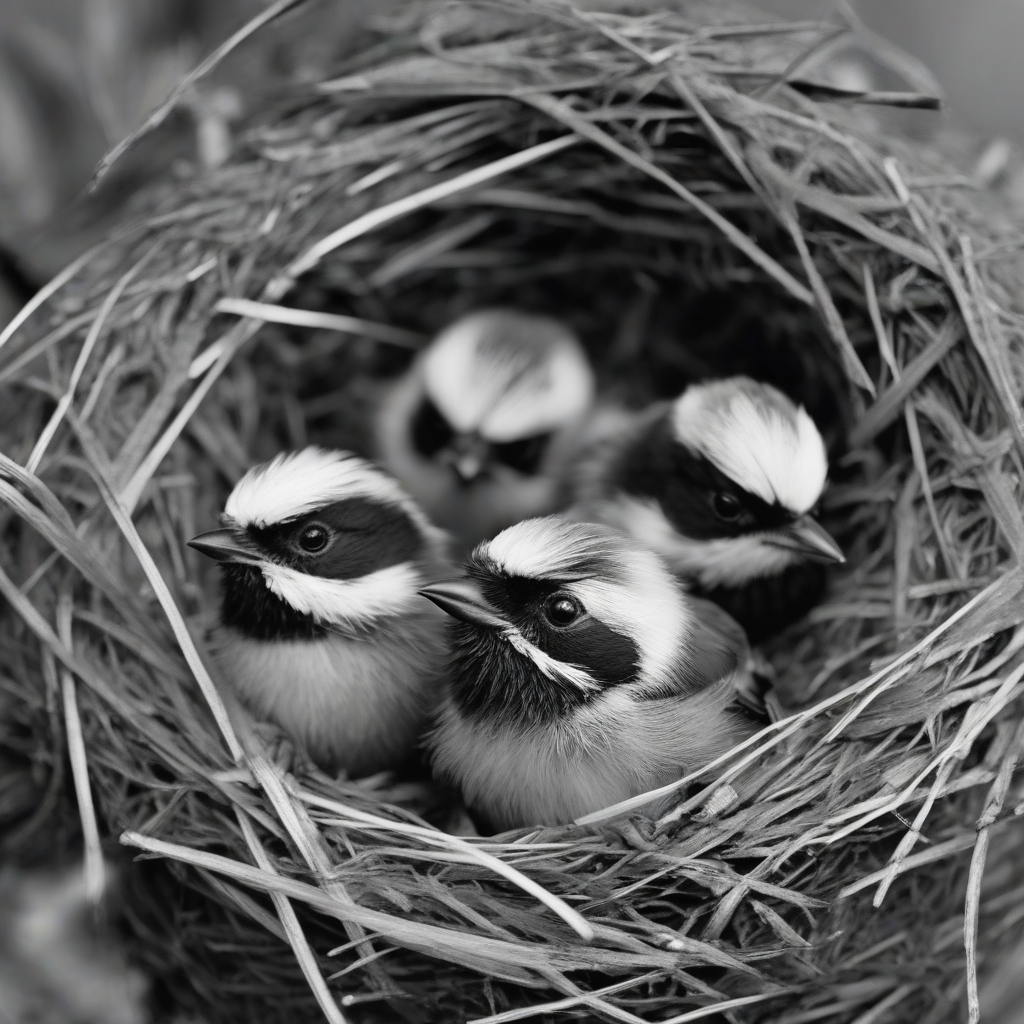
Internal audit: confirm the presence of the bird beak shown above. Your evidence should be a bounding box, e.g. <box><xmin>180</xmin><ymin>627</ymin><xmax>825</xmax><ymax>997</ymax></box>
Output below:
<box><xmin>187</xmin><ymin>528</ymin><xmax>262</xmax><ymax>566</ymax></box>
<box><xmin>446</xmin><ymin>435</ymin><xmax>491</xmax><ymax>484</ymax></box>
<box><xmin>769</xmin><ymin>515</ymin><xmax>846</xmax><ymax>564</ymax></box>
<box><xmin>418</xmin><ymin>579</ymin><xmax>511</xmax><ymax>629</ymax></box>
<box><xmin>453</xmin><ymin>452</ymin><xmax>485</xmax><ymax>483</ymax></box>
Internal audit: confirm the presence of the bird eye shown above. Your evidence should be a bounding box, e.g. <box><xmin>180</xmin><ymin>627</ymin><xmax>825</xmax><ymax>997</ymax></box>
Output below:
<box><xmin>544</xmin><ymin>593</ymin><xmax>582</xmax><ymax>627</ymax></box>
<box><xmin>712</xmin><ymin>492</ymin><xmax>742</xmax><ymax>521</ymax></box>
<box><xmin>298</xmin><ymin>523</ymin><xmax>331</xmax><ymax>553</ymax></box>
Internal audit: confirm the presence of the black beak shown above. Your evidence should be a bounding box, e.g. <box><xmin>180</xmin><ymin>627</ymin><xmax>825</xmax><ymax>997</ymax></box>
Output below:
<box><xmin>187</xmin><ymin>528</ymin><xmax>262</xmax><ymax>566</ymax></box>
<box><xmin>767</xmin><ymin>515</ymin><xmax>846</xmax><ymax>564</ymax></box>
<box><xmin>418</xmin><ymin>579</ymin><xmax>511</xmax><ymax>629</ymax></box>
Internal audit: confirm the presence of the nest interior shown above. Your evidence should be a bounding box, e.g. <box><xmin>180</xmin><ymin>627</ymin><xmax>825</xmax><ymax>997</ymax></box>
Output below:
<box><xmin>2</xmin><ymin>1</ymin><xmax>1024</xmax><ymax>1022</ymax></box>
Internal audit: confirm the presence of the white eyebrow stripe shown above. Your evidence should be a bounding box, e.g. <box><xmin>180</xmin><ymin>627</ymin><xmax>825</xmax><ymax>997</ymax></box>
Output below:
<box><xmin>422</xmin><ymin>311</ymin><xmax>595</xmax><ymax>442</ymax></box>
<box><xmin>483</xmin><ymin>517</ymin><xmax>621</xmax><ymax>579</ymax></box>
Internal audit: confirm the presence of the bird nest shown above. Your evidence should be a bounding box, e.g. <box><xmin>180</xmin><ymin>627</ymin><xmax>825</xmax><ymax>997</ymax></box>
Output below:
<box><xmin>2</xmin><ymin>1</ymin><xmax>1024</xmax><ymax>1021</ymax></box>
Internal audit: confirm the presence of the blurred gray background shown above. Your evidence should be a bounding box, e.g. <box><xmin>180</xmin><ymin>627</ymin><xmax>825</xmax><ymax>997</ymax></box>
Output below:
<box><xmin>0</xmin><ymin>0</ymin><xmax>376</xmax><ymax>321</ymax></box>
<box><xmin>760</xmin><ymin>0</ymin><xmax>1024</xmax><ymax>138</ymax></box>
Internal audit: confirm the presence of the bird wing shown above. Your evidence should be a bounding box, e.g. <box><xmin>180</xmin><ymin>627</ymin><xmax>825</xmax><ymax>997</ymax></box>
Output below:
<box><xmin>632</xmin><ymin>595</ymin><xmax>768</xmax><ymax>723</ymax></box>
<box><xmin>687</xmin><ymin>596</ymin><xmax>750</xmax><ymax>660</ymax></box>
<box><xmin>634</xmin><ymin>679</ymin><xmax>759</xmax><ymax>795</ymax></box>
<box><xmin>687</xmin><ymin>596</ymin><xmax>771</xmax><ymax>720</ymax></box>
<box><xmin>667</xmin><ymin>595</ymin><xmax>747</xmax><ymax>695</ymax></box>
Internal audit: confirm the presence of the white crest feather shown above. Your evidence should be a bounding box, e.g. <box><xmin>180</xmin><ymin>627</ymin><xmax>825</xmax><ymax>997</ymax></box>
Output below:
<box><xmin>484</xmin><ymin>516</ymin><xmax>612</xmax><ymax>579</ymax></box>
<box><xmin>225</xmin><ymin>447</ymin><xmax>431</xmax><ymax>531</ymax></box>
<box><xmin>671</xmin><ymin>378</ymin><xmax>828</xmax><ymax>513</ymax></box>
<box><xmin>260</xmin><ymin>561</ymin><xmax>423</xmax><ymax>626</ymax></box>
<box><xmin>422</xmin><ymin>310</ymin><xmax>595</xmax><ymax>442</ymax></box>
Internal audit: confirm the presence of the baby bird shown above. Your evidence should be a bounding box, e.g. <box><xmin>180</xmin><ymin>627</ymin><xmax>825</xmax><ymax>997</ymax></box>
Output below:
<box><xmin>419</xmin><ymin>517</ymin><xmax>758</xmax><ymax>830</ymax></box>
<box><xmin>569</xmin><ymin>376</ymin><xmax>845</xmax><ymax>643</ymax></box>
<box><xmin>189</xmin><ymin>447</ymin><xmax>450</xmax><ymax>776</ymax></box>
<box><xmin>374</xmin><ymin>309</ymin><xmax>596</xmax><ymax>546</ymax></box>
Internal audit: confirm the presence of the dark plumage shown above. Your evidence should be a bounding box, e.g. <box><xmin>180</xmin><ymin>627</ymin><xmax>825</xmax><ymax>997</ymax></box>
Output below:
<box><xmin>219</xmin><ymin>563</ymin><xmax>325</xmax><ymax>642</ymax></box>
<box><xmin>699</xmin><ymin>563</ymin><xmax>829</xmax><ymax>645</ymax></box>
<box><xmin>247</xmin><ymin>497</ymin><xmax>424</xmax><ymax>581</ymax></box>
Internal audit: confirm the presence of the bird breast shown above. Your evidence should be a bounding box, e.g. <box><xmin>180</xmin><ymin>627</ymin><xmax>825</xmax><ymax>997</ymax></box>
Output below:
<box><xmin>430</xmin><ymin>680</ymin><xmax>753</xmax><ymax>829</ymax></box>
<box><xmin>213</xmin><ymin>607</ymin><xmax>446</xmax><ymax>775</ymax></box>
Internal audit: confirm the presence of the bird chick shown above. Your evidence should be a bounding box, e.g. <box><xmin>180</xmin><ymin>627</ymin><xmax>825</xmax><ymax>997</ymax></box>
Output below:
<box><xmin>189</xmin><ymin>447</ymin><xmax>451</xmax><ymax>776</ymax></box>
<box><xmin>419</xmin><ymin>517</ymin><xmax>758</xmax><ymax>830</ymax></box>
<box><xmin>374</xmin><ymin>309</ymin><xmax>596</xmax><ymax>546</ymax></box>
<box><xmin>569</xmin><ymin>376</ymin><xmax>845</xmax><ymax>643</ymax></box>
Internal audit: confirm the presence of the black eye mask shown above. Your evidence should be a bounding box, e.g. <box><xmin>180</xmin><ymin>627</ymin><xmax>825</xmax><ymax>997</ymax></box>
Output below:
<box><xmin>613</xmin><ymin>415</ymin><xmax>793</xmax><ymax>539</ymax></box>
<box><xmin>412</xmin><ymin>394</ymin><xmax>553</xmax><ymax>477</ymax></box>
<box><xmin>474</xmin><ymin>571</ymin><xmax>641</xmax><ymax>688</ymax></box>
<box><xmin>411</xmin><ymin>396</ymin><xmax>455</xmax><ymax>458</ymax></box>
<box><xmin>491</xmin><ymin>432</ymin><xmax>552</xmax><ymax>475</ymax></box>
<box><xmin>249</xmin><ymin>497</ymin><xmax>423</xmax><ymax>579</ymax></box>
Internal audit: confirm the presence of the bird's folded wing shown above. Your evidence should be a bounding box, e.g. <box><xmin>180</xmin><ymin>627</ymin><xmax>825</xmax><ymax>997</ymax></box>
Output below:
<box><xmin>661</xmin><ymin>595</ymin><xmax>745</xmax><ymax>696</ymax></box>
<box><xmin>688</xmin><ymin>596</ymin><xmax>750</xmax><ymax>660</ymax></box>
<box><xmin>658</xmin><ymin>596</ymin><xmax>767</xmax><ymax>722</ymax></box>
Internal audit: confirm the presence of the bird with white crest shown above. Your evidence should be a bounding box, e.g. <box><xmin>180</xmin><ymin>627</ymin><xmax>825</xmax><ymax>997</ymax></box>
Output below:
<box><xmin>568</xmin><ymin>376</ymin><xmax>845</xmax><ymax>642</ymax></box>
<box><xmin>189</xmin><ymin>447</ymin><xmax>452</xmax><ymax>775</ymax></box>
<box><xmin>420</xmin><ymin>517</ymin><xmax>760</xmax><ymax>830</ymax></box>
<box><xmin>374</xmin><ymin>308</ymin><xmax>596</xmax><ymax>547</ymax></box>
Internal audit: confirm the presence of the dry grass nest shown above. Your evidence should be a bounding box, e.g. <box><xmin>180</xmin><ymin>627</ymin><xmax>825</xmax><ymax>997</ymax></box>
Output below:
<box><xmin>2</xmin><ymin>1</ymin><xmax>1024</xmax><ymax>1021</ymax></box>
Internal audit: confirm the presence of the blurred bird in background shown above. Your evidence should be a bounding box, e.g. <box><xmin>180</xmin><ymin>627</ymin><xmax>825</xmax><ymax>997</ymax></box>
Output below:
<box><xmin>0</xmin><ymin>862</ymin><xmax>147</xmax><ymax>1024</ymax></box>
<box><xmin>420</xmin><ymin>517</ymin><xmax>760</xmax><ymax>830</ymax></box>
<box><xmin>569</xmin><ymin>377</ymin><xmax>845</xmax><ymax>643</ymax></box>
<box><xmin>374</xmin><ymin>309</ymin><xmax>596</xmax><ymax>546</ymax></box>
<box><xmin>189</xmin><ymin>447</ymin><xmax>451</xmax><ymax>776</ymax></box>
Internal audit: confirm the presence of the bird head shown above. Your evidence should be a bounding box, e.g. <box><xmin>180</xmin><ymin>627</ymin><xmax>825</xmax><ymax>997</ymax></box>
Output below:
<box><xmin>605</xmin><ymin>377</ymin><xmax>844</xmax><ymax>588</ymax></box>
<box><xmin>419</xmin><ymin>517</ymin><xmax>738</xmax><ymax>729</ymax></box>
<box><xmin>411</xmin><ymin>309</ymin><xmax>595</xmax><ymax>483</ymax></box>
<box><xmin>189</xmin><ymin>448</ymin><xmax>445</xmax><ymax>639</ymax></box>
<box><xmin>376</xmin><ymin>309</ymin><xmax>597</xmax><ymax>543</ymax></box>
